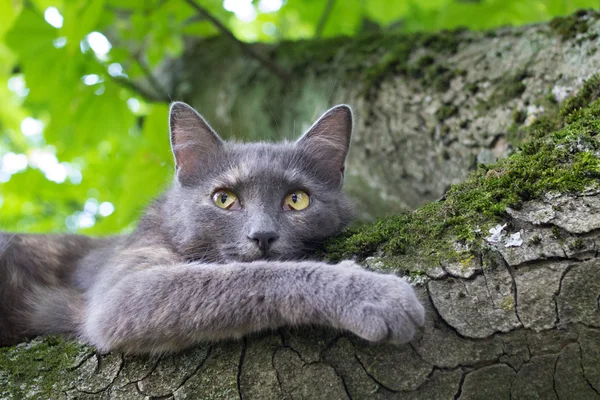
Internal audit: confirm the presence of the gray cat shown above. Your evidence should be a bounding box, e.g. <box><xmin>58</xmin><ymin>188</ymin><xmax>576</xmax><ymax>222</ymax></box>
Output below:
<box><xmin>0</xmin><ymin>103</ymin><xmax>425</xmax><ymax>354</ymax></box>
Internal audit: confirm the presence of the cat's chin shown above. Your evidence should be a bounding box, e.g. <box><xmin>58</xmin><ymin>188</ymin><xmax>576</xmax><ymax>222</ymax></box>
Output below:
<box><xmin>227</xmin><ymin>254</ymin><xmax>275</xmax><ymax>263</ymax></box>
<box><xmin>222</xmin><ymin>250</ymin><xmax>292</xmax><ymax>263</ymax></box>
<box><xmin>217</xmin><ymin>243</ymin><xmax>309</xmax><ymax>263</ymax></box>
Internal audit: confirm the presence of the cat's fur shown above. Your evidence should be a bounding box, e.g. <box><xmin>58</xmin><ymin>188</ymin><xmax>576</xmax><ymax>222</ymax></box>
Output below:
<box><xmin>0</xmin><ymin>103</ymin><xmax>425</xmax><ymax>354</ymax></box>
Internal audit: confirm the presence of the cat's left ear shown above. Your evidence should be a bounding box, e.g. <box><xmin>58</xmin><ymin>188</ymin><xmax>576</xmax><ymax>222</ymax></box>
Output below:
<box><xmin>296</xmin><ymin>105</ymin><xmax>353</xmax><ymax>180</ymax></box>
<box><xmin>169</xmin><ymin>102</ymin><xmax>223</xmax><ymax>186</ymax></box>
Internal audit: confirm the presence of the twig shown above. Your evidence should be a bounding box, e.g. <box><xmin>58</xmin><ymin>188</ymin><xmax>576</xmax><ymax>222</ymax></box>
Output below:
<box><xmin>111</xmin><ymin>75</ymin><xmax>167</xmax><ymax>102</ymax></box>
<box><xmin>315</xmin><ymin>0</ymin><xmax>335</xmax><ymax>38</ymax></box>
<box><xmin>183</xmin><ymin>0</ymin><xmax>290</xmax><ymax>80</ymax></box>
<box><xmin>133</xmin><ymin>53</ymin><xmax>172</xmax><ymax>101</ymax></box>
<box><xmin>263</xmin><ymin>98</ymin><xmax>280</xmax><ymax>136</ymax></box>
<box><xmin>104</xmin><ymin>4</ymin><xmax>172</xmax><ymax>102</ymax></box>
<box><xmin>183</xmin><ymin>14</ymin><xmax>206</xmax><ymax>26</ymax></box>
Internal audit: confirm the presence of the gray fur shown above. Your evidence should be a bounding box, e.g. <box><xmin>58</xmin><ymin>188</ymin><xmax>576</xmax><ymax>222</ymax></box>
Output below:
<box><xmin>0</xmin><ymin>103</ymin><xmax>425</xmax><ymax>354</ymax></box>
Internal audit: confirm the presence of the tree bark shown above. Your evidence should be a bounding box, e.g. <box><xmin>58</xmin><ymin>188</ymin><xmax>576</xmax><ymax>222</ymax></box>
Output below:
<box><xmin>2</xmin><ymin>192</ymin><xmax>599</xmax><ymax>399</ymax></box>
<box><xmin>2</xmin><ymin>12</ymin><xmax>600</xmax><ymax>400</ymax></box>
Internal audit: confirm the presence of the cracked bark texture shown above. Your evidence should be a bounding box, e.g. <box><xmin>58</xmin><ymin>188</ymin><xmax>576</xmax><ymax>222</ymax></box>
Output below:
<box><xmin>2</xmin><ymin>14</ymin><xmax>600</xmax><ymax>400</ymax></box>
<box><xmin>1</xmin><ymin>198</ymin><xmax>599</xmax><ymax>399</ymax></box>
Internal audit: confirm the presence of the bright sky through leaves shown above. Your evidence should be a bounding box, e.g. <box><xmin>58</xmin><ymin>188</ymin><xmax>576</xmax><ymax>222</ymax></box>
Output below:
<box><xmin>43</xmin><ymin>7</ymin><xmax>63</xmax><ymax>28</ymax></box>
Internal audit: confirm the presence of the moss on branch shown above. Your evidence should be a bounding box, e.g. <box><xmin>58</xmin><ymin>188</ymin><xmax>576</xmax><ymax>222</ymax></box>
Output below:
<box><xmin>323</xmin><ymin>76</ymin><xmax>600</xmax><ymax>269</ymax></box>
<box><xmin>0</xmin><ymin>337</ymin><xmax>91</xmax><ymax>399</ymax></box>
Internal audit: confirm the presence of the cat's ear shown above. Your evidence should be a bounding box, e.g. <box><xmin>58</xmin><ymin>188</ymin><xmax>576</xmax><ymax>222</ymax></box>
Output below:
<box><xmin>169</xmin><ymin>102</ymin><xmax>223</xmax><ymax>185</ymax></box>
<box><xmin>296</xmin><ymin>105</ymin><xmax>352</xmax><ymax>181</ymax></box>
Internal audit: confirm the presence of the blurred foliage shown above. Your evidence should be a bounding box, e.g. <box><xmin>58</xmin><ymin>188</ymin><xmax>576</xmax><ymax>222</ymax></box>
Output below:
<box><xmin>0</xmin><ymin>0</ymin><xmax>598</xmax><ymax>235</ymax></box>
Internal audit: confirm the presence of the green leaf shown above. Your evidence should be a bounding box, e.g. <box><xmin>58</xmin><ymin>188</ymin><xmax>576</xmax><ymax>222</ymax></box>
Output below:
<box><xmin>91</xmin><ymin>104</ymin><xmax>172</xmax><ymax>233</ymax></box>
<box><xmin>60</xmin><ymin>0</ymin><xmax>107</xmax><ymax>55</ymax></box>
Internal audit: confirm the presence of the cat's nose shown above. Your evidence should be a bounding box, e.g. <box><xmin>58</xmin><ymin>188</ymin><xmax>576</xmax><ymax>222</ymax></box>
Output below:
<box><xmin>248</xmin><ymin>231</ymin><xmax>279</xmax><ymax>252</ymax></box>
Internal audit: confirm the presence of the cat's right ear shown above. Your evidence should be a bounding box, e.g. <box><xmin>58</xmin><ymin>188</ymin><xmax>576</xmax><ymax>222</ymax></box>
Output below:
<box><xmin>169</xmin><ymin>102</ymin><xmax>223</xmax><ymax>186</ymax></box>
<box><xmin>296</xmin><ymin>105</ymin><xmax>353</xmax><ymax>185</ymax></box>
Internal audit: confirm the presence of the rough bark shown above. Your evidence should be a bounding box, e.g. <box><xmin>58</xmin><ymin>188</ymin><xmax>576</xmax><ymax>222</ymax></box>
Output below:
<box><xmin>2</xmin><ymin>12</ymin><xmax>600</xmax><ymax>400</ymax></box>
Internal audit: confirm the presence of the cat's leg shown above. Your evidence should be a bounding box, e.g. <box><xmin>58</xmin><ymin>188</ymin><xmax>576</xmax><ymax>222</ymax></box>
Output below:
<box><xmin>0</xmin><ymin>233</ymin><xmax>102</xmax><ymax>344</ymax></box>
<box><xmin>82</xmin><ymin>260</ymin><xmax>425</xmax><ymax>354</ymax></box>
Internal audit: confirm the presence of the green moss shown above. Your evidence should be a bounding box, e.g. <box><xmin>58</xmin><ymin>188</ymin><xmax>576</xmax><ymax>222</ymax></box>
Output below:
<box><xmin>477</xmin><ymin>72</ymin><xmax>529</xmax><ymax>114</ymax></box>
<box><xmin>466</xmin><ymin>82</ymin><xmax>479</xmax><ymax>94</ymax></box>
<box><xmin>550</xmin><ymin>12</ymin><xmax>590</xmax><ymax>41</ymax></box>
<box><xmin>358</xmin><ymin>29</ymin><xmax>464</xmax><ymax>95</ymax></box>
<box><xmin>405</xmin><ymin>56</ymin><xmax>461</xmax><ymax>92</ymax></box>
<box><xmin>507</xmin><ymin>88</ymin><xmax>563</xmax><ymax>147</ymax></box>
<box><xmin>363</xmin><ymin>41</ymin><xmax>413</xmax><ymax>94</ymax></box>
<box><xmin>436</xmin><ymin>104</ymin><xmax>459</xmax><ymax>121</ymax></box>
<box><xmin>560</xmin><ymin>74</ymin><xmax>600</xmax><ymax>118</ymax></box>
<box><xmin>512</xmin><ymin>108</ymin><xmax>527</xmax><ymax>124</ymax></box>
<box><xmin>491</xmin><ymin>71</ymin><xmax>527</xmax><ymax>105</ymax></box>
<box><xmin>323</xmin><ymin>76</ymin><xmax>600</xmax><ymax>268</ymax></box>
<box><xmin>551</xmin><ymin>225</ymin><xmax>562</xmax><ymax>239</ymax></box>
<box><xmin>568</xmin><ymin>238</ymin><xmax>585</xmax><ymax>251</ymax></box>
<box><xmin>419</xmin><ymin>30</ymin><xmax>462</xmax><ymax>54</ymax></box>
<box><xmin>460</xmin><ymin>254</ymin><xmax>476</xmax><ymax>270</ymax></box>
<box><xmin>527</xmin><ymin>116</ymin><xmax>561</xmax><ymax>139</ymax></box>
<box><xmin>411</xmin><ymin>55</ymin><xmax>436</xmax><ymax>74</ymax></box>
<box><xmin>506</xmin><ymin>124</ymin><xmax>523</xmax><ymax>147</ymax></box>
<box><xmin>275</xmin><ymin>36</ymin><xmax>351</xmax><ymax>69</ymax></box>
<box><xmin>0</xmin><ymin>337</ymin><xmax>90</xmax><ymax>398</ymax></box>
<box><xmin>427</xmin><ymin>65</ymin><xmax>456</xmax><ymax>92</ymax></box>
<box><xmin>500</xmin><ymin>297</ymin><xmax>515</xmax><ymax>310</ymax></box>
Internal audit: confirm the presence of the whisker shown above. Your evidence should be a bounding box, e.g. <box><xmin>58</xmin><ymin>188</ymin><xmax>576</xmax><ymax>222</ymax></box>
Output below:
<box><xmin>263</xmin><ymin>98</ymin><xmax>281</xmax><ymax>137</ymax></box>
<box><xmin>326</xmin><ymin>79</ymin><xmax>338</xmax><ymax>105</ymax></box>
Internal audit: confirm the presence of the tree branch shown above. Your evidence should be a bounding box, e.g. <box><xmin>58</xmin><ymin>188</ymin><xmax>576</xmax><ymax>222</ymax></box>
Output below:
<box><xmin>133</xmin><ymin>52</ymin><xmax>172</xmax><ymax>101</ymax></box>
<box><xmin>315</xmin><ymin>0</ymin><xmax>335</xmax><ymax>38</ymax></box>
<box><xmin>111</xmin><ymin>75</ymin><xmax>168</xmax><ymax>103</ymax></box>
<box><xmin>183</xmin><ymin>0</ymin><xmax>290</xmax><ymax>80</ymax></box>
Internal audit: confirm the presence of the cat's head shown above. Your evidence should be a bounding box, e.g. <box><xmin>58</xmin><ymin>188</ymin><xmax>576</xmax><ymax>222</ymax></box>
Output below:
<box><xmin>161</xmin><ymin>102</ymin><xmax>353</xmax><ymax>262</ymax></box>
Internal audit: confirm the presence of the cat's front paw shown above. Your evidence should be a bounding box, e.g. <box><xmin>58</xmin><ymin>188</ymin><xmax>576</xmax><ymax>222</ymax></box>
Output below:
<box><xmin>340</xmin><ymin>268</ymin><xmax>425</xmax><ymax>344</ymax></box>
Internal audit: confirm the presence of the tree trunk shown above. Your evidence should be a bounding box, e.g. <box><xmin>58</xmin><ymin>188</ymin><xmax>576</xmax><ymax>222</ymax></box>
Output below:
<box><xmin>2</xmin><ymin>12</ymin><xmax>600</xmax><ymax>400</ymax></box>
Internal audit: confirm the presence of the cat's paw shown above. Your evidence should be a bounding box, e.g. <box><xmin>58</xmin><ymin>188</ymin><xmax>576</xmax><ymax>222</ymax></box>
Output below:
<box><xmin>340</xmin><ymin>270</ymin><xmax>425</xmax><ymax>344</ymax></box>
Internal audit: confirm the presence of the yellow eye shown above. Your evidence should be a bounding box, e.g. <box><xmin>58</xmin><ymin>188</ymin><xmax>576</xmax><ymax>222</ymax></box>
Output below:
<box><xmin>284</xmin><ymin>191</ymin><xmax>311</xmax><ymax>211</ymax></box>
<box><xmin>212</xmin><ymin>190</ymin><xmax>240</xmax><ymax>210</ymax></box>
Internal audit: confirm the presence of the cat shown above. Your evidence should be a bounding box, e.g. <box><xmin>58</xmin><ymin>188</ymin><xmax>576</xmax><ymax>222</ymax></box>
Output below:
<box><xmin>0</xmin><ymin>102</ymin><xmax>425</xmax><ymax>354</ymax></box>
